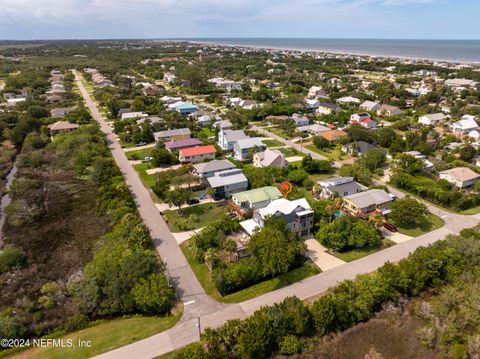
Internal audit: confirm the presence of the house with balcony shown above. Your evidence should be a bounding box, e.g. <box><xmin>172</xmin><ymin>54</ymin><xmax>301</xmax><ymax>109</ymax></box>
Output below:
<box><xmin>233</xmin><ymin>138</ymin><xmax>266</xmax><ymax>161</ymax></box>
<box><xmin>206</xmin><ymin>168</ymin><xmax>248</xmax><ymax>200</ymax></box>
<box><xmin>217</xmin><ymin>129</ymin><xmax>248</xmax><ymax>151</ymax></box>
<box><xmin>318</xmin><ymin>176</ymin><xmax>365</xmax><ymax>198</ymax></box>
<box><xmin>192</xmin><ymin>159</ymin><xmax>237</xmax><ymax>180</ymax></box>
<box><xmin>230</xmin><ymin>186</ymin><xmax>283</xmax><ymax>217</ymax></box>
<box><xmin>240</xmin><ymin>198</ymin><xmax>314</xmax><ymax>237</ymax></box>
<box><xmin>343</xmin><ymin>189</ymin><xmax>394</xmax><ymax>217</ymax></box>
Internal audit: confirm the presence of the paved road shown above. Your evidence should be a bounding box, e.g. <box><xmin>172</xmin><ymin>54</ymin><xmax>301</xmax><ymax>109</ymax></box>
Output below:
<box><xmin>75</xmin><ymin>74</ymin><xmax>480</xmax><ymax>358</ymax></box>
<box><xmin>74</xmin><ymin>72</ymin><xmax>228</xmax><ymax>322</ymax></box>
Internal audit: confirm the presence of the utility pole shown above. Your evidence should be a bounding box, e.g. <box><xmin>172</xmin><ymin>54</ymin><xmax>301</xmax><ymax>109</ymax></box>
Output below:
<box><xmin>196</xmin><ymin>316</ymin><xmax>201</xmax><ymax>338</ymax></box>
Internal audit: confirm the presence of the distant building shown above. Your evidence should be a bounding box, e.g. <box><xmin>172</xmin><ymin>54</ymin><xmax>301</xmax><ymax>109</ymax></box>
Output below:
<box><xmin>164</xmin><ymin>138</ymin><xmax>203</xmax><ymax>153</ymax></box>
<box><xmin>418</xmin><ymin>113</ymin><xmax>446</xmax><ymax>126</ymax></box>
<box><xmin>291</xmin><ymin>113</ymin><xmax>309</xmax><ymax>127</ymax></box>
<box><xmin>342</xmin><ymin>141</ymin><xmax>376</xmax><ymax>155</ymax></box>
<box><xmin>154</xmin><ymin>128</ymin><xmax>191</xmax><ymax>142</ymax></box>
<box><xmin>449</xmin><ymin>118</ymin><xmax>479</xmax><ymax>135</ymax></box>
<box><xmin>319</xmin><ymin>130</ymin><xmax>348</xmax><ymax>143</ymax></box>
<box><xmin>50</xmin><ymin>107</ymin><xmax>75</xmax><ymax>118</ymax></box>
<box><xmin>336</xmin><ymin>96</ymin><xmax>361</xmax><ymax>105</ymax></box>
<box><xmin>121</xmin><ymin>111</ymin><xmax>148</xmax><ymax>120</ymax></box>
<box><xmin>316</xmin><ymin>102</ymin><xmax>340</xmax><ymax>115</ymax></box>
<box><xmin>360</xmin><ymin>100</ymin><xmax>381</xmax><ymax>112</ymax></box>
<box><xmin>377</xmin><ymin>105</ymin><xmax>401</xmax><ymax>117</ymax></box>
<box><xmin>445</xmin><ymin>78</ymin><xmax>478</xmax><ymax>89</ymax></box>
<box><xmin>47</xmin><ymin>121</ymin><xmax>80</xmax><ymax>136</ymax></box>
<box><xmin>218</xmin><ymin>129</ymin><xmax>249</xmax><ymax>151</ymax></box>
<box><xmin>233</xmin><ymin>138</ymin><xmax>266</xmax><ymax>161</ymax></box>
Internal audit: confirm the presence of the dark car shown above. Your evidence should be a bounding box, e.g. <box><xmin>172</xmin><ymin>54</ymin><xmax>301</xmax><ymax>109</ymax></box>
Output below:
<box><xmin>187</xmin><ymin>198</ymin><xmax>200</xmax><ymax>205</ymax></box>
<box><xmin>383</xmin><ymin>223</ymin><xmax>397</xmax><ymax>232</ymax></box>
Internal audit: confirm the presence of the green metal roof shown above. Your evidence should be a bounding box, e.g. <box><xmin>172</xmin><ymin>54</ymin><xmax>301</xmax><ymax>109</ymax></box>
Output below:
<box><xmin>234</xmin><ymin>186</ymin><xmax>283</xmax><ymax>204</ymax></box>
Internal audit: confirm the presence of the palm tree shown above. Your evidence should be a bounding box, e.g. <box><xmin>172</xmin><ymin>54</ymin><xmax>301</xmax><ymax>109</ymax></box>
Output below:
<box><xmin>204</xmin><ymin>248</ymin><xmax>218</xmax><ymax>273</ymax></box>
<box><xmin>368</xmin><ymin>212</ymin><xmax>385</xmax><ymax>229</ymax></box>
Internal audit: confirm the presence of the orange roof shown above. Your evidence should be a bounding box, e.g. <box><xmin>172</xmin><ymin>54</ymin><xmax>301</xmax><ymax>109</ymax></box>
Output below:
<box><xmin>179</xmin><ymin>145</ymin><xmax>216</xmax><ymax>157</ymax></box>
<box><xmin>319</xmin><ymin>130</ymin><xmax>348</xmax><ymax>141</ymax></box>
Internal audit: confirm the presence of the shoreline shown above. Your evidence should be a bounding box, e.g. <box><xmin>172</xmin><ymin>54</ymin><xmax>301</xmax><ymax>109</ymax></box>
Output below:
<box><xmin>183</xmin><ymin>39</ymin><xmax>480</xmax><ymax>66</ymax></box>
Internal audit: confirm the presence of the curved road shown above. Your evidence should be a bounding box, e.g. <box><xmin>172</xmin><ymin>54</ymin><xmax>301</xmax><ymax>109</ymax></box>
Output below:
<box><xmin>74</xmin><ymin>73</ymin><xmax>480</xmax><ymax>359</ymax></box>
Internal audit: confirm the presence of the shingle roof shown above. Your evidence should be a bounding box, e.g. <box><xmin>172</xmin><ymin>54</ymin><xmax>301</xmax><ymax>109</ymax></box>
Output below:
<box><xmin>164</xmin><ymin>138</ymin><xmax>203</xmax><ymax>150</ymax></box>
<box><xmin>439</xmin><ymin>167</ymin><xmax>480</xmax><ymax>182</ymax></box>
<box><xmin>234</xmin><ymin>137</ymin><xmax>264</xmax><ymax>149</ymax></box>
<box><xmin>345</xmin><ymin>189</ymin><xmax>392</xmax><ymax>209</ymax></box>
<box><xmin>154</xmin><ymin>128</ymin><xmax>191</xmax><ymax>139</ymax></box>
<box><xmin>47</xmin><ymin>121</ymin><xmax>80</xmax><ymax>131</ymax></box>
<box><xmin>193</xmin><ymin>159</ymin><xmax>237</xmax><ymax>174</ymax></box>
<box><xmin>224</xmin><ymin>129</ymin><xmax>248</xmax><ymax>142</ymax></box>
<box><xmin>207</xmin><ymin>169</ymin><xmax>248</xmax><ymax>188</ymax></box>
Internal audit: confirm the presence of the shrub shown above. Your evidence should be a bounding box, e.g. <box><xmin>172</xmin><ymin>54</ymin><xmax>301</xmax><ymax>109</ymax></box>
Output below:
<box><xmin>0</xmin><ymin>247</ymin><xmax>26</xmax><ymax>273</ymax></box>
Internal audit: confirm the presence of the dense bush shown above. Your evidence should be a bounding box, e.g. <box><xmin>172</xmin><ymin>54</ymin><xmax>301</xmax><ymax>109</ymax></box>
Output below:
<box><xmin>0</xmin><ymin>247</ymin><xmax>26</xmax><ymax>274</ymax></box>
<box><xmin>390</xmin><ymin>172</ymin><xmax>480</xmax><ymax>210</ymax></box>
<box><xmin>315</xmin><ymin>216</ymin><xmax>382</xmax><ymax>252</ymax></box>
<box><xmin>175</xmin><ymin>226</ymin><xmax>478</xmax><ymax>359</ymax></box>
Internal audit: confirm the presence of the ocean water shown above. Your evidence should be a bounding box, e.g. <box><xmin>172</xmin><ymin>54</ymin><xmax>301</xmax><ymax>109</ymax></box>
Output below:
<box><xmin>186</xmin><ymin>38</ymin><xmax>480</xmax><ymax>63</ymax></box>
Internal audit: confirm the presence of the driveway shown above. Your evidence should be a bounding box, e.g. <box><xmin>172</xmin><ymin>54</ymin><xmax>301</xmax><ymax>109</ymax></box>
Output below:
<box><xmin>123</xmin><ymin>143</ymin><xmax>156</xmax><ymax>152</ymax></box>
<box><xmin>305</xmin><ymin>238</ymin><xmax>346</xmax><ymax>271</ymax></box>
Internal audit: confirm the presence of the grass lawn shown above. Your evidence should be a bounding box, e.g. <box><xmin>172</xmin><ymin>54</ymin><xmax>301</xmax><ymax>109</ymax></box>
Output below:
<box><xmin>180</xmin><ymin>242</ymin><xmax>320</xmax><ymax>303</ymax></box>
<box><xmin>4</xmin><ymin>314</ymin><xmax>181</xmax><ymax>359</ymax></box>
<box><xmin>391</xmin><ymin>213</ymin><xmax>445</xmax><ymax>237</ymax></box>
<box><xmin>330</xmin><ymin>239</ymin><xmax>396</xmax><ymax>262</ymax></box>
<box><xmin>134</xmin><ymin>163</ymin><xmax>156</xmax><ymax>188</ymax></box>
<box><xmin>460</xmin><ymin>206</ymin><xmax>480</xmax><ymax>215</ymax></box>
<box><xmin>262</xmin><ymin>139</ymin><xmax>284</xmax><ymax>147</ymax></box>
<box><xmin>126</xmin><ymin>148</ymin><xmax>153</xmax><ymax>160</ymax></box>
<box><xmin>308</xmin><ymin>173</ymin><xmax>333</xmax><ymax>182</ymax></box>
<box><xmin>279</xmin><ymin>147</ymin><xmax>304</xmax><ymax>158</ymax></box>
<box><xmin>163</xmin><ymin>203</ymin><xmax>228</xmax><ymax>232</ymax></box>
<box><xmin>305</xmin><ymin>145</ymin><xmax>347</xmax><ymax>161</ymax></box>
<box><xmin>268</xmin><ymin>127</ymin><xmax>290</xmax><ymax>139</ymax></box>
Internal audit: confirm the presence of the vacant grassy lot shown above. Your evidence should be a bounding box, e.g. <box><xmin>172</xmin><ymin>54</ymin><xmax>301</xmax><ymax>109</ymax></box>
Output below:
<box><xmin>330</xmin><ymin>239</ymin><xmax>395</xmax><ymax>262</ymax></box>
<box><xmin>7</xmin><ymin>314</ymin><xmax>181</xmax><ymax>359</ymax></box>
<box><xmin>125</xmin><ymin>148</ymin><xmax>153</xmax><ymax>160</ymax></box>
<box><xmin>163</xmin><ymin>203</ymin><xmax>228</xmax><ymax>232</ymax></box>
<box><xmin>279</xmin><ymin>147</ymin><xmax>304</xmax><ymax>158</ymax></box>
<box><xmin>392</xmin><ymin>213</ymin><xmax>445</xmax><ymax>237</ymax></box>
<box><xmin>180</xmin><ymin>242</ymin><xmax>320</xmax><ymax>303</ymax></box>
<box><xmin>134</xmin><ymin>163</ymin><xmax>156</xmax><ymax>188</ymax></box>
<box><xmin>305</xmin><ymin>145</ymin><xmax>348</xmax><ymax>161</ymax></box>
<box><xmin>262</xmin><ymin>139</ymin><xmax>284</xmax><ymax>147</ymax></box>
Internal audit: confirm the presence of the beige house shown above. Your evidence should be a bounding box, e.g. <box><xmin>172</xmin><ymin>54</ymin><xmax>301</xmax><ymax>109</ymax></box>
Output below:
<box><xmin>343</xmin><ymin>189</ymin><xmax>393</xmax><ymax>217</ymax></box>
<box><xmin>47</xmin><ymin>121</ymin><xmax>80</xmax><ymax>136</ymax></box>
<box><xmin>439</xmin><ymin>167</ymin><xmax>480</xmax><ymax>188</ymax></box>
<box><xmin>253</xmin><ymin>149</ymin><xmax>287</xmax><ymax>168</ymax></box>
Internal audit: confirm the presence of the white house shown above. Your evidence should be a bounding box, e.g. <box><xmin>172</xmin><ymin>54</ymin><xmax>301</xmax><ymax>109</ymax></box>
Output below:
<box><xmin>253</xmin><ymin>149</ymin><xmax>287</xmax><ymax>168</ymax></box>
<box><xmin>418</xmin><ymin>113</ymin><xmax>446</xmax><ymax>126</ymax></box>
<box><xmin>218</xmin><ymin>129</ymin><xmax>248</xmax><ymax>151</ymax></box>
<box><xmin>233</xmin><ymin>138</ymin><xmax>266</xmax><ymax>161</ymax></box>
<box><xmin>291</xmin><ymin>113</ymin><xmax>309</xmax><ymax>127</ymax></box>
<box><xmin>163</xmin><ymin>72</ymin><xmax>177</xmax><ymax>83</ymax></box>
<box><xmin>360</xmin><ymin>100</ymin><xmax>381</xmax><ymax>112</ymax></box>
<box><xmin>308</xmin><ymin>86</ymin><xmax>324</xmax><ymax>98</ymax></box>
<box><xmin>337</xmin><ymin>96</ymin><xmax>361</xmax><ymax>105</ymax></box>
<box><xmin>450</xmin><ymin>118</ymin><xmax>479</xmax><ymax>135</ymax></box>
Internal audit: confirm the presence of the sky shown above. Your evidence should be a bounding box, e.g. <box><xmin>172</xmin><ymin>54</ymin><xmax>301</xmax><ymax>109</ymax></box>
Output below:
<box><xmin>0</xmin><ymin>0</ymin><xmax>479</xmax><ymax>40</ymax></box>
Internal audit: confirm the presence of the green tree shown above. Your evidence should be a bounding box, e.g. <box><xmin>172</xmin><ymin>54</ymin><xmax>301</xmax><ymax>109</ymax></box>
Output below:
<box><xmin>165</xmin><ymin>188</ymin><xmax>193</xmax><ymax>213</ymax></box>
<box><xmin>360</xmin><ymin>148</ymin><xmax>386</xmax><ymax>172</ymax></box>
<box><xmin>131</xmin><ymin>273</ymin><xmax>175</xmax><ymax>314</ymax></box>
<box><xmin>390</xmin><ymin>196</ymin><xmax>428</xmax><ymax>226</ymax></box>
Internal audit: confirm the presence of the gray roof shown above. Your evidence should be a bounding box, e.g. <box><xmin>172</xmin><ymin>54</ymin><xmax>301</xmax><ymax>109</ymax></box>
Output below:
<box><xmin>154</xmin><ymin>128</ymin><xmax>191</xmax><ymax>140</ymax></box>
<box><xmin>343</xmin><ymin>141</ymin><xmax>375</xmax><ymax>154</ymax></box>
<box><xmin>327</xmin><ymin>181</ymin><xmax>365</xmax><ymax>197</ymax></box>
<box><xmin>207</xmin><ymin>169</ymin><xmax>248</xmax><ymax>188</ymax></box>
<box><xmin>224</xmin><ymin>129</ymin><xmax>248</xmax><ymax>142</ymax></box>
<box><xmin>345</xmin><ymin>189</ymin><xmax>392</xmax><ymax>209</ymax></box>
<box><xmin>193</xmin><ymin>159</ymin><xmax>237</xmax><ymax>174</ymax></box>
<box><xmin>234</xmin><ymin>137</ymin><xmax>264</xmax><ymax>149</ymax></box>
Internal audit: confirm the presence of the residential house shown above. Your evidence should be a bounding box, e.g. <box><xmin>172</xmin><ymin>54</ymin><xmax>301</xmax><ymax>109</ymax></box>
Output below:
<box><xmin>47</xmin><ymin>121</ymin><xmax>80</xmax><ymax>136</ymax></box>
<box><xmin>240</xmin><ymin>198</ymin><xmax>314</xmax><ymax>236</ymax></box>
<box><xmin>439</xmin><ymin>167</ymin><xmax>480</xmax><ymax>188</ymax></box>
<box><xmin>449</xmin><ymin>118</ymin><xmax>479</xmax><ymax>135</ymax></box>
<box><xmin>142</xmin><ymin>85</ymin><xmax>160</xmax><ymax>96</ymax></box>
<box><xmin>230</xmin><ymin>186</ymin><xmax>283</xmax><ymax>216</ymax></box>
<box><xmin>208</xmin><ymin>77</ymin><xmax>242</xmax><ymax>92</ymax></box>
<box><xmin>350</xmin><ymin>113</ymin><xmax>377</xmax><ymax>128</ymax></box>
<box><xmin>316</xmin><ymin>102</ymin><xmax>340</xmax><ymax>115</ymax></box>
<box><xmin>253</xmin><ymin>149</ymin><xmax>287</xmax><ymax>168</ymax></box>
<box><xmin>342</xmin><ymin>141</ymin><xmax>376</xmax><ymax>155</ymax></box>
<box><xmin>403</xmin><ymin>151</ymin><xmax>434</xmax><ymax>173</ymax></box>
<box><xmin>360</xmin><ymin>100</ymin><xmax>381</xmax><ymax>112</ymax></box>
<box><xmin>318</xmin><ymin>176</ymin><xmax>365</xmax><ymax>198</ymax></box>
<box><xmin>164</xmin><ymin>138</ymin><xmax>203</xmax><ymax>153</ymax></box>
<box><xmin>218</xmin><ymin>129</ymin><xmax>248</xmax><ymax>151</ymax></box>
<box><xmin>445</xmin><ymin>78</ymin><xmax>478</xmax><ymax>89</ymax></box>
<box><xmin>377</xmin><ymin>105</ymin><xmax>401</xmax><ymax>117</ymax></box>
<box><xmin>207</xmin><ymin>168</ymin><xmax>249</xmax><ymax>200</ymax></box>
<box><xmin>121</xmin><ymin>111</ymin><xmax>148</xmax><ymax>120</ymax></box>
<box><xmin>163</xmin><ymin>72</ymin><xmax>177</xmax><ymax>83</ymax></box>
<box><xmin>304</xmin><ymin>98</ymin><xmax>320</xmax><ymax>110</ymax></box>
<box><xmin>46</xmin><ymin>94</ymin><xmax>63</xmax><ymax>104</ymax></box>
<box><xmin>6</xmin><ymin>97</ymin><xmax>26</xmax><ymax>107</ymax></box>
<box><xmin>50</xmin><ymin>107</ymin><xmax>75</xmax><ymax>118</ymax></box>
<box><xmin>160</xmin><ymin>96</ymin><xmax>182</xmax><ymax>104</ymax></box>
<box><xmin>343</xmin><ymin>189</ymin><xmax>394</xmax><ymax>217</ymax></box>
<box><xmin>192</xmin><ymin>159</ymin><xmax>237</xmax><ymax>180</ymax></box>
<box><xmin>337</xmin><ymin>96</ymin><xmax>361</xmax><ymax>105</ymax></box>
<box><xmin>168</xmin><ymin>101</ymin><xmax>198</xmax><ymax>115</ymax></box>
<box><xmin>291</xmin><ymin>113</ymin><xmax>309</xmax><ymax>127</ymax></box>
<box><xmin>418</xmin><ymin>113</ymin><xmax>446</xmax><ymax>126</ymax></box>
<box><xmin>154</xmin><ymin>128</ymin><xmax>191</xmax><ymax>142</ymax></box>
<box><xmin>213</xmin><ymin>120</ymin><xmax>233</xmax><ymax>130</ymax></box>
<box><xmin>233</xmin><ymin>138</ymin><xmax>266</xmax><ymax>161</ymax></box>
<box><xmin>319</xmin><ymin>130</ymin><xmax>348</xmax><ymax>143</ymax></box>
<box><xmin>308</xmin><ymin>86</ymin><xmax>324</xmax><ymax>98</ymax></box>
<box><xmin>297</xmin><ymin>123</ymin><xmax>330</xmax><ymax>135</ymax></box>
<box><xmin>178</xmin><ymin>145</ymin><xmax>216</xmax><ymax>163</ymax></box>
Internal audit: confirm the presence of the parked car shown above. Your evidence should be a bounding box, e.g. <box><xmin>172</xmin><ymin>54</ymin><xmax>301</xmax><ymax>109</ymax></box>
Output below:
<box><xmin>383</xmin><ymin>223</ymin><xmax>397</xmax><ymax>232</ymax></box>
<box><xmin>141</xmin><ymin>156</ymin><xmax>153</xmax><ymax>163</ymax></box>
<box><xmin>187</xmin><ymin>198</ymin><xmax>200</xmax><ymax>205</ymax></box>
<box><xmin>136</xmin><ymin>141</ymin><xmax>147</xmax><ymax>146</ymax></box>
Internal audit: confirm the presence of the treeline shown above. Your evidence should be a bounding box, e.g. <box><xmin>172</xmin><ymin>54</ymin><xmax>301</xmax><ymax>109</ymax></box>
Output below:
<box><xmin>0</xmin><ymin>126</ymin><xmax>174</xmax><ymax>342</ymax></box>
<box><xmin>390</xmin><ymin>172</ymin><xmax>480</xmax><ymax>211</ymax></box>
<box><xmin>173</xmin><ymin>226</ymin><xmax>480</xmax><ymax>358</ymax></box>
